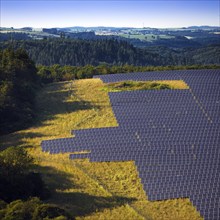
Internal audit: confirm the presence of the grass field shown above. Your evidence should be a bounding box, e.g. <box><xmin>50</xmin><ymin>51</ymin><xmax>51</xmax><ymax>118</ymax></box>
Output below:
<box><xmin>102</xmin><ymin>80</ymin><xmax>189</xmax><ymax>92</ymax></box>
<box><xmin>118</xmin><ymin>33</ymin><xmax>174</xmax><ymax>42</ymax></box>
<box><xmin>0</xmin><ymin>79</ymin><xmax>202</xmax><ymax>219</ymax></box>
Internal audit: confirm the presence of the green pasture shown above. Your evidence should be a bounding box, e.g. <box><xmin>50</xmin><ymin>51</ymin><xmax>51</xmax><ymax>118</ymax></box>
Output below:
<box><xmin>118</xmin><ymin>33</ymin><xmax>174</xmax><ymax>42</ymax></box>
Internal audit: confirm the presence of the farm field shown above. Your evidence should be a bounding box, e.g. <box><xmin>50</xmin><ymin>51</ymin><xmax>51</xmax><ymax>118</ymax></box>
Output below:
<box><xmin>118</xmin><ymin>33</ymin><xmax>174</xmax><ymax>41</ymax></box>
<box><xmin>0</xmin><ymin>78</ymin><xmax>203</xmax><ymax>219</ymax></box>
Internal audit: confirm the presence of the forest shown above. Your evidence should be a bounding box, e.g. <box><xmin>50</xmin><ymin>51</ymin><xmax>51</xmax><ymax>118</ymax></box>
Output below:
<box><xmin>36</xmin><ymin>63</ymin><xmax>220</xmax><ymax>83</ymax></box>
<box><xmin>0</xmin><ymin>38</ymin><xmax>219</xmax><ymax>67</ymax></box>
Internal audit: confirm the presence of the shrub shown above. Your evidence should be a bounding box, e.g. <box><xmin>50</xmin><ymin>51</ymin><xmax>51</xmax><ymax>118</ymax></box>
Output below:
<box><xmin>33</xmin><ymin>204</ymin><xmax>71</xmax><ymax>220</ymax></box>
<box><xmin>0</xmin><ymin>198</ymin><xmax>71</xmax><ymax>220</ymax></box>
<box><xmin>150</xmin><ymin>82</ymin><xmax>160</xmax><ymax>88</ymax></box>
<box><xmin>0</xmin><ymin>147</ymin><xmax>48</xmax><ymax>202</ymax></box>
<box><xmin>0</xmin><ymin>200</ymin><xmax>7</xmax><ymax>209</ymax></box>
<box><xmin>3</xmin><ymin>200</ymin><xmax>26</xmax><ymax>220</ymax></box>
<box><xmin>159</xmin><ymin>84</ymin><xmax>171</xmax><ymax>89</ymax></box>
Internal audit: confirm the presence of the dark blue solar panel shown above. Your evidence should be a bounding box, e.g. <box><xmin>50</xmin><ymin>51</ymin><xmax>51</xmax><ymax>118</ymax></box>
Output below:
<box><xmin>41</xmin><ymin>69</ymin><xmax>220</xmax><ymax>220</ymax></box>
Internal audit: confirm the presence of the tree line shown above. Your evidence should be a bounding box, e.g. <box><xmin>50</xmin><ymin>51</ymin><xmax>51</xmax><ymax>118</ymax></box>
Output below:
<box><xmin>37</xmin><ymin>63</ymin><xmax>220</xmax><ymax>83</ymax></box>
<box><xmin>0</xmin><ymin>49</ymin><xmax>73</xmax><ymax>219</ymax></box>
<box><xmin>1</xmin><ymin>38</ymin><xmax>219</xmax><ymax>67</ymax></box>
<box><xmin>1</xmin><ymin>39</ymin><xmax>163</xmax><ymax>66</ymax></box>
<box><xmin>0</xmin><ymin>48</ymin><xmax>39</xmax><ymax>134</ymax></box>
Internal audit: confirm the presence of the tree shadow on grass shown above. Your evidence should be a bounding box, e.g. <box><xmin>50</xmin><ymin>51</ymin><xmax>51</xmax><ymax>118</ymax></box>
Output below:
<box><xmin>35</xmin><ymin>89</ymin><xmax>95</xmax><ymax>123</ymax></box>
<box><xmin>35</xmin><ymin>165</ymin><xmax>137</xmax><ymax>218</ymax></box>
<box><xmin>0</xmin><ymin>131</ymin><xmax>45</xmax><ymax>150</ymax></box>
<box><xmin>51</xmin><ymin>192</ymin><xmax>137</xmax><ymax>218</ymax></box>
<box><xmin>36</xmin><ymin>165</ymin><xmax>81</xmax><ymax>191</ymax></box>
<box><xmin>0</xmin><ymin>83</ymin><xmax>97</xmax><ymax>149</ymax></box>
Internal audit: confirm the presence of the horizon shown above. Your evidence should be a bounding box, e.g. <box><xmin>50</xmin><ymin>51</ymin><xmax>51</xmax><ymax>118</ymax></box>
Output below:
<box><xmin>1</xmin><ymin>25</ymin><xmax>219</xmax><ymax>30</ymax></box>
<box><xmin>1</xmin><ymin>0</ymin><xmax>219</xmax><ymax>28</ymax></box>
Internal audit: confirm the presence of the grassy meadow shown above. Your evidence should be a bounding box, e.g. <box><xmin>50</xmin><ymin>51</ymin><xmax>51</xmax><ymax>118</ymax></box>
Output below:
<box><xmin>118</xmin><ymin>33</ymin><xmax>174</xmax><ymax>42</ymax></box>
<box><xmin>102</xmin><ymin>80</ymin><xmax>189</xmax><ymax>92</ymax></box>
<box><xmin>0</xmin><ymin>78</ymin><xmax>202</xmax><ymax>219</ymax></box>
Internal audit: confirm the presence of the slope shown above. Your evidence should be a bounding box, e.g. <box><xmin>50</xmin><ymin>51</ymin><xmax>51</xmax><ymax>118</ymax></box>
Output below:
<box><xmin>0</xmin><ymin>79</ymin><xmax>202</xmax><ymax>219</ymax></box>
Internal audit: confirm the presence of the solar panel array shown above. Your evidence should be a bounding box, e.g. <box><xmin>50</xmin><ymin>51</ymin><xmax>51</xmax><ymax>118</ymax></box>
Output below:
<box><xmin>41</xmin><ymin>69</ymin><xmax>220</xmax><ymax>220</ymax></box>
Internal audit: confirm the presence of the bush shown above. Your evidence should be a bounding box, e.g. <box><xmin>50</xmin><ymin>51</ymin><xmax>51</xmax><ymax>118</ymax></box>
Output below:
<box><xmin>3</xmin><ymin>200</ymin><xmax>26</xmax><ymax>220</ymax></box>
<box><xmin>0</xmin><ymin>146</ymin><xmax>33</xmax><ymax>175</ymax></box>
<box><xmin>0</xmin><ymin>147</ymin><xmax>48</xmax><ymax>202</ymax></box>
<box><xmin>0</xmin><ymin>209</ymin><xmax>6</xmax><ymax>219</ymax></box>
<box><xmin>158</xmin><ymin>84</ymin><xmax>171</xmax><ymax>89</ymax></box>
<box><xmin>33</xmin><ymin>204</ymin><xmax>71</xmax><ymax>220</ymax></box>
<box><xmin>149</xmin><ymin>82</ymin><xmax>160</xmax><ymax>88</ymax></box>
<box><xmin>0</xmin><ymin>198</ymin><xmax>71</xmax><ymax>220</ymax></box>
<box><xmin>0</xmin><ymin>200</ymin><xmax>7</xmax><ymax>209</ymax></box>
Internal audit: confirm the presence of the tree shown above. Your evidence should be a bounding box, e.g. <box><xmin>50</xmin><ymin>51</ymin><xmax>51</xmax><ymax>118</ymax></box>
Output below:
<box><xmin>0</xmin><ymin>146</ymin><xmax>33</xmax><ymax>175</ymax></box>
<box><xmin>0</xmin><ymin>147</ymin><xmax>48</xmax><ymax>202</ymax></box>
<box><xmin>0</xmin><ymin>48</ymin><xmax>39</xmax><ymax>134</ymax></box>
<box><xmin>37</xmin><ymin>66</ymin><xmax>53</xmax><ymax>83</ymax></box>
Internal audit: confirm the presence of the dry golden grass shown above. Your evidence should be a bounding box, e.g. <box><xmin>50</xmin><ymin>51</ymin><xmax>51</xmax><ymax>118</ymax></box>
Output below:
<box><xmin>156</xmin><ymin>80</ymin><xmax>189</xmax><ymax>89</ymax></box>
<box><xmin>102</xmin><ymin>80</ymin><xmax>189</xmax><ymax>92</ymax></box>
<box><xmin>0</xmin><ymin>79</ymin><xmax>202</xmax><ymax>220</ymax></box>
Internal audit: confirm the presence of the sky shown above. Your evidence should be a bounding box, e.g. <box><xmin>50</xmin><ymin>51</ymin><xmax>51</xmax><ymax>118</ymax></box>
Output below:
<box><xmin>1</xmin><ymin>0</ymin><xmax>219</xmax><ymax>28</ymax></box>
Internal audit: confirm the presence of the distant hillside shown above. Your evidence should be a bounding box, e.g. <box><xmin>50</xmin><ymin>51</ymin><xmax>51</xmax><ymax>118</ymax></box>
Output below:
<box><xmin>185</xmin><ymin>45</ymin><xmax>220</xmax><ymax>65</ymax></box>
<box><xmin>0</xmin><ymin>39</ymin><xmax>219</xmax><ymax>66</ymax></box>
<box><xmin>187</xmin><ymin>26</ymin><xmax>220</xmax><ymax>29</ymax></box>
<box><xmin>0</xmin><ymin>39</ymin><xmax>168</xmax><ymax>66</ymax></box>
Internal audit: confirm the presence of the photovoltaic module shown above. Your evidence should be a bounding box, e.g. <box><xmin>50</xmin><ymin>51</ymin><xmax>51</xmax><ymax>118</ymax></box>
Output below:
<box><xmin>41</xmin><ymin>69</ymin><xmax>220</xmax><ymax>220</ymax></box>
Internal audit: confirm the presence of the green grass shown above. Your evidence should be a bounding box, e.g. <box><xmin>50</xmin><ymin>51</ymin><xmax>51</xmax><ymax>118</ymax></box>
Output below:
<box><xmin>0</xmin><ymin>79</ymin><xmax>202</xmax><ymax>219</ymax></box>
<box><xmin>102</xmin><ymin>80</ymin><xmax>189</xmax><ymax>92</ymax></box>
<box><xmin>118</xmin><ymin>34</ymin><xmax>174</xmax><ymax>42</ymax></box>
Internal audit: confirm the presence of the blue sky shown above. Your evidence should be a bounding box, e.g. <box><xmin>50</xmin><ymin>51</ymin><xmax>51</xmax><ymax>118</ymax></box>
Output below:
<box><xmin>1</xmin><ymin>0</ymin><xmax>219</xmax><ymax>28</ymax></box>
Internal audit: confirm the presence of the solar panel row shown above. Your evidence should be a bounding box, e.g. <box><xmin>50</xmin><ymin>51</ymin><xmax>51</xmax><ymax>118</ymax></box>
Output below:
<box><xmin>41</xmin><ymin>69</ymin><xmax>220</xmax><ymax>220</ymax></box>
